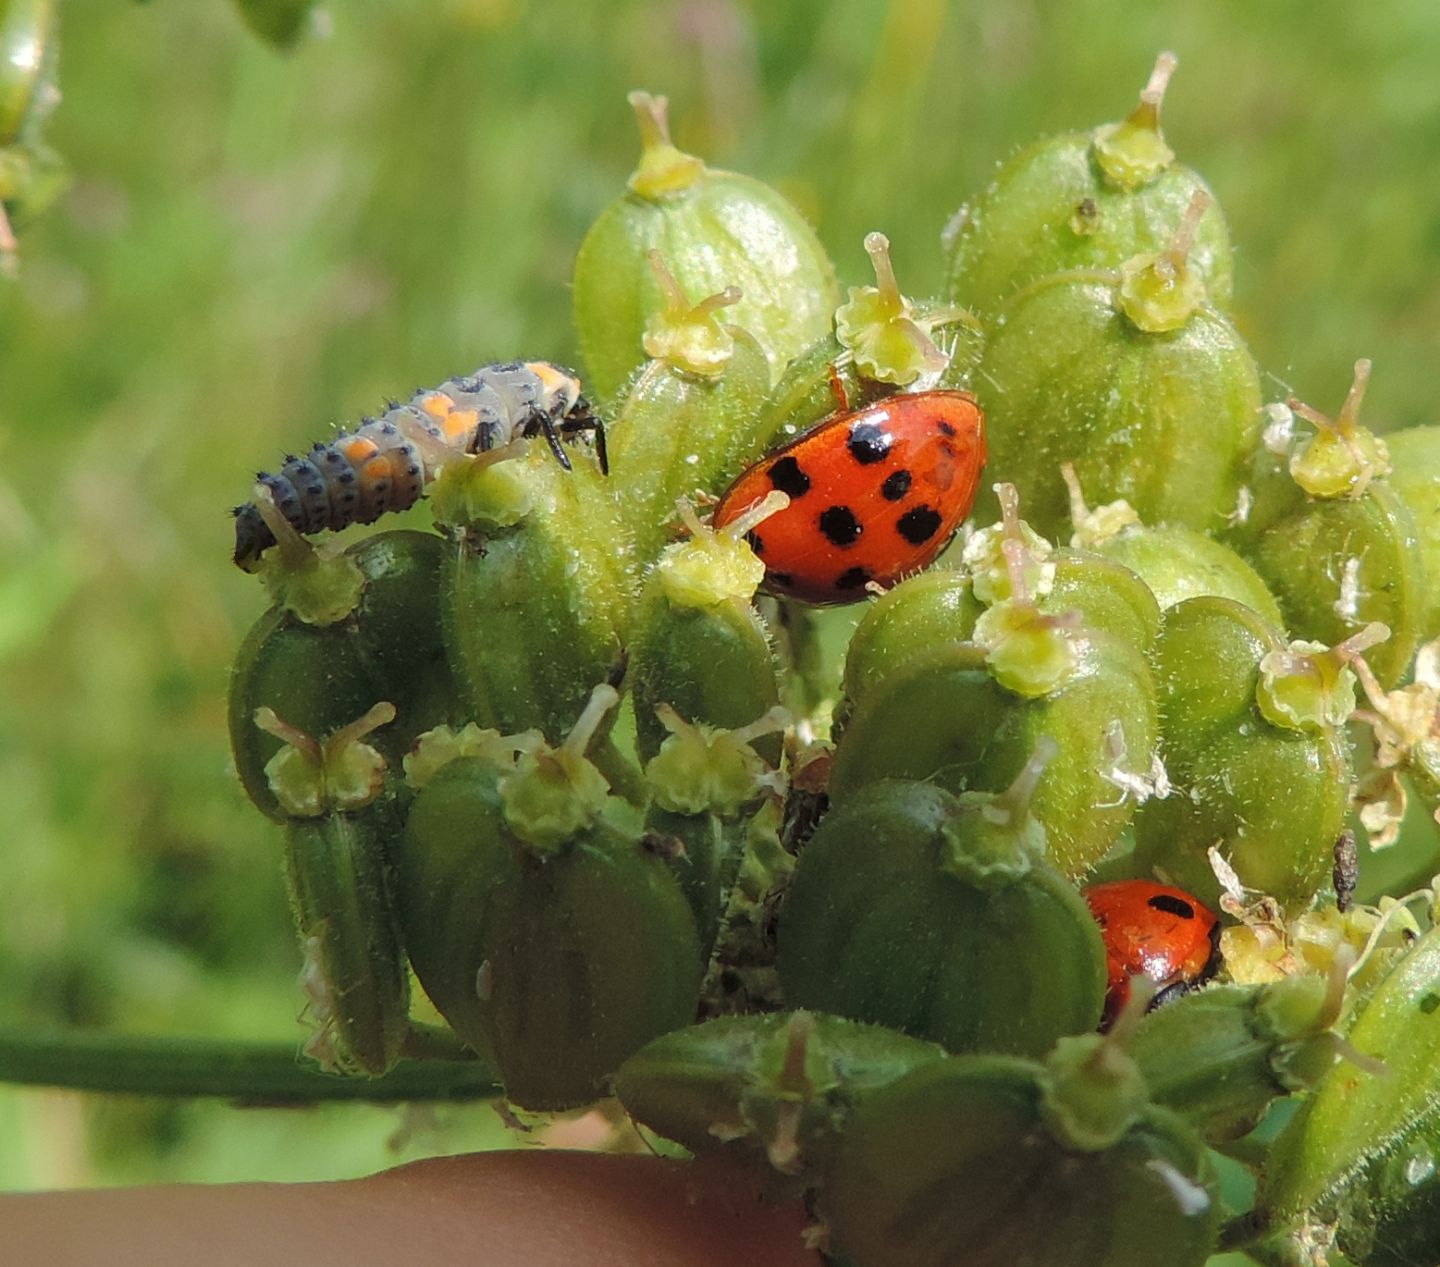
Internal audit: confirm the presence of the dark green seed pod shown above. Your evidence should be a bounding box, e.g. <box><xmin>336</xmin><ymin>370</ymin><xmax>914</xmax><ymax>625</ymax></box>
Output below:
<box><xmin>778</xmin><ymin>764</ymin><xmax>1107</xmax><ymax>1055</ymax></box>
<box><xmin>1384</xmin><ymin>425</ymin><xmax>1440</xmax><ymax>643</ymax></box>
<box><xmin>1233</xmin><ymin>364</ymin><xmax>1424</xmax><ymax>687</ymax></box>
<box><xmin>822</xmin><ymin>1041</ymin><xmax>1219</xmax><ymax>1267</ymax></box>
<box><xmin>229</xmin><ymin>530</ymin><xmax>458</xmax><ymax>822</ymax></box>
<box><xmin>946</xmin><ymin>53</ymin><xmax>1232</xmax><ymax>321</ymax></box>
<box><xmin>255</xmin><ymin>704</ymin><xmax>410</xmax><ymax>1077</ymax></box>
<box><xmin>832</xmin><ymin>535</ymin><xmax>1159</xmax><ymax>878</ymax></box>
<box><xmin>438</xmin><ymin>450</ymin><xmax>630</xmax><ymax>743</ymax></box>
<box><xmin>640</xmin><ymin>703</ymin><xmax>788</xmax><ymax>958</ymax></box>
<box><xmin>972</xmin><ymin>194</ymin><xmax>1261</xmax><ymax>540</ymax></box>
<box><xmin>573</xmin><ymin>92</ymin><xmax>839</xmax><ymax>403</ymax></box>
<box><xmin>627</xmin><ymin>502</ymin><xmax>782</xmax><ymax>764</ymax></box>
<box><xmin>614</xmin><ymin>1011</ymin><xmax>946</xmax><ymax>1179</ymax></box>
<box><xmin>1132</xmin><ymin>597</ymin><xmax>1366</xmax><ymax>908</ymax></box>
<box><xmin>1258</xmin><ymin>923</ymin><xmax>1440</xmax><ymax>1267</ymax></box>
<box><xmin>1130</xmin><ymin>969</ymin><xmax>1349</xmax><ymax>1144</ymax></box>
<box><xmin>285</xmin><ymin>809</ymin><xmax>410</xmax><ymax>1077</ymax></box>
<box><xmin>602</xmin><ymin>273</ymin><xmax>775</xmax><ymax>570</ymax></box>
<box><xmin>1061</xmin><ymin>463</ymin><xmax>1284</xmax><ymax>626</ymax></box>
<box><xmin>397</xmin><ymin>691</ymin><xmax>703</xmax><ymax>1111</ymax></box>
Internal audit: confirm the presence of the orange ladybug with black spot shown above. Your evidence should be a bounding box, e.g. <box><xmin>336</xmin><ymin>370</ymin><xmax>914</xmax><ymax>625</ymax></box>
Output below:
<box><xmin>712</xmin><ymin>390</ymin><xmax>987</xmax><ymax>604</ymax></box>
<box><xmin>1083</xmin><ymin>879</ymin><xmax>1221</xmax><ymax>1028</ymax></box>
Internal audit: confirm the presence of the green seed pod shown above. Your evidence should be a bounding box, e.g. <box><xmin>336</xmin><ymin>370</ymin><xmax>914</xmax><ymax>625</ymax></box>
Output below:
<box><xmin>641</xmin><ymin>703</ymin><xmax>788</xmax><ymax>957</ymax></box>
<box><xmin>437</xmin><ymin>448</ymin><xmax>630</xmax><ymax>742</ymax></box>
<box><xmin>1061</xmin><ymin>463</ymin><xmax>1284</xmax><ymax>626</ymax></box>
<box><xmin>946</xmin><ymin>52</ymin><xmax>1232</xmax><ymax>321</ymax></box>
<box><xmin>1234</xmin><ymin>364</ymin><xmax>1425</xmax><ymax>688</ymax></box>
<box><xmin>754</xmin><ymin>232</ymin><xmax>985</xmax><ymax>446</ymax></box>
<box><xmin>840</xmin><ymin>568</ymin><xmax>982</xmax><ymax>711</ymax></box>
<box><xmin>822</xmin><ymin>1035</ymin><xmax>1219</xmax><ymax>1267</ymax></box>
<box><xmin>1132</xmin><ymin>597</ymin><xmax>1369</xmax><ymax>908</ymax></box>
<box><xmin>628</xmin><ymin>501</ymin><xmax>783</xmax><ymax>764</ymax></box>
<box><xmin>397</xmin><ymin>689</ymin><xmax>703</xmax><ymax>1110</ymax></box>
<box><xmin>228</xmin><ymin>529</ymin><xmax>458</xmax><ymax>822</ymax></box>
<box><xmin>1258</xmin><ymin>923</ymin><xmax>1440</xmax><ymax>1267</ymax></box>
<box><xmin>779</xmin><ymin>757</ymin><xmax>1108</xmax><ymax>1055</ymax></box>
<box><xmin>573</xmin><ymin>92</ymin><xmax>839</xmax><ymax>402</ymax></box>
<box><xmin>973</xmin><ymin>194</ymin><xmax>1262</xmax><ymax>540</ymax></box>
<box><xmin>1130</xmin><ymin>967</ymin><xmax>1351</xmax><ymax>1144</ymax></box>
<box><xmin>1383</xmin><ymin>425</ymin><xmax>1440</xmax><ymax>642</ymax></box>
<box><xmin>255</xmin><ymin>703</ymin><xmax>410</xmax><ymax>1077</ymax></box>
<box><xmin>602</xmin><ymin>268</ymin><xmax>775</xmax><ymax>569</ymax></box>
<box><xmin>832</xmin><ymin>534</ymin><xmax>1159</xmax><ymax>878</ymax></box>
<box><xmin>614</xmin><ymin>1011</ymin><xmax>946</xmax><ymax>1179</ymax></box>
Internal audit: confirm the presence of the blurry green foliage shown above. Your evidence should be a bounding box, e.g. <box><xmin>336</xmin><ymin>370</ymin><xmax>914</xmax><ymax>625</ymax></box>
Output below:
<box><xmin>0</xmin><ymin>0</ymin><xmax>1437</xmax><ymax>1194</ymax></box>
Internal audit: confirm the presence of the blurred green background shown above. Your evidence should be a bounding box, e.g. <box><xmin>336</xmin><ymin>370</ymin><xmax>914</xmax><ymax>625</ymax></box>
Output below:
<box><xmin>1</xmin><ymin>0</ymin><xmax>1438</xmax><ymax>1195</ymax></box>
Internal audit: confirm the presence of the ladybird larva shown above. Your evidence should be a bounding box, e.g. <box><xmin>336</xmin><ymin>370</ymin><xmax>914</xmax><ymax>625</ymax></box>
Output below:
<box><xmin>232</xmin><ymin>360</ymin><xmax>606</xmax><ymax>570</ymax></box>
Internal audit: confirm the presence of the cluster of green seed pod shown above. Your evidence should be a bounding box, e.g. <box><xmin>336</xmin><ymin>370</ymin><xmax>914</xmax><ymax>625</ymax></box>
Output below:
<box><xmin>225</xmin><ymin>71</ymin><xmax>1440</xmax><ymax>1266</ymax></box>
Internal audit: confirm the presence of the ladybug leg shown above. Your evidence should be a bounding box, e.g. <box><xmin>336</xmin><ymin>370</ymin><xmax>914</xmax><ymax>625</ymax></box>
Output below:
<box><xmin>826</xmin><ymin>363</ymin><xmax>852</xmax><ymax>412</ymax></box>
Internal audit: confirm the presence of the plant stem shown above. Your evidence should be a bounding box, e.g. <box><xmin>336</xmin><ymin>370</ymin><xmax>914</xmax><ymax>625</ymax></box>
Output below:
<box><xmin>0</xmin><ymin>1025</ymin><xmax>500</xmax><ymax>1103</ymax></box>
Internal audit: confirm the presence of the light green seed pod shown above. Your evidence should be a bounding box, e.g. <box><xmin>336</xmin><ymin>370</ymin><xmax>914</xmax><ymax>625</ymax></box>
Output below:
<box><xmin>602</xmin><ymin>267</ymin><xmax>775</xmax><ymax>570</ymax></box>
<box><xmin>1258</xmin><ymin>924</ymin><xmax>1440</xmax><ymax>1267</ymax></box>
<box><xmin>573</xmin><ymin>92</ymin><xmax>839</xmax><ymax>403</ymax></box>
<box><xmin>946</xmin><ymin>52</ymin><xmax>1232</xmax><ymax>321</ymax></box>
<box><xmin>1231</xmin><ymin>362</ymin><xmax>1422</xmax><ymax>688</ymax></box>
<box><xmin>972</xmin><ymin>194</ymin><xmax>1261</xmax><ymax>540</ymax></box>
<box><xmin>438</xmin><ymin>449</ymin><xmax>630</xmax><ymax>742</ymax></box>
<box><xmin>831</xmin><ymin>572</ymin><xmax>1159</xmax><ymax>879</ymax></box>
<box><xmin>1061</xmin><ymin>463</ymin><xmax>1284</xmax><ymax>626</ymax></box>
<box><xmin>1133</xmin><ymin>597</ymin><xmax>1367</xmax><ymax>909</ymax></box>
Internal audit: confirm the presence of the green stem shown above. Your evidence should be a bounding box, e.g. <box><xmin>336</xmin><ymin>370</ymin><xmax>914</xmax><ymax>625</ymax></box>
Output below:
<box><xmin>0</xmin><ymin>1025</ymin><xmax>500</xmax><ymax>1103</ymax></box>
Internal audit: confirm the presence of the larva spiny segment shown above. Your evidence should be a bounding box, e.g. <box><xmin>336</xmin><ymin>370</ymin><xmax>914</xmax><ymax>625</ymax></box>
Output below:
<box><xmin>233</xmin><ymin>361</ymin><xmax>605</xmax><ymax>570</ymax></box>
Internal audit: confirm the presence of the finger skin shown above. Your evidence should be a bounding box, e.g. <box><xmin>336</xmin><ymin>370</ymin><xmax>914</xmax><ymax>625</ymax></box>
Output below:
<box><xmin>2</xmin><ymin>1151</ymin><xmax>821</xmax><ymax>1267</ymax></box>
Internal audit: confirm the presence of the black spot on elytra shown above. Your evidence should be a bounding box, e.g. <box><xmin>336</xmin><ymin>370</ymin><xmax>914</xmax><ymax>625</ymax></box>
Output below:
<box><xmin>743</xmin><ymin>529</ymin><xmax>765</xmax><ymax>556</ymax></box>
<box><xmin>834</xmin><ymin>566</ymin><xmax>871</xmax><ymax>590</ymax></box>
<box><xmin>1147</xmin><ymin>893</ymin><xmax>1195</xmax><ymax>919</ymax></box>
<box><xmin>938</xmin><ymin>421</ymin><xmax>957</xmax><ymax>438</ymax></box>
<box><xmin>881</xmin><ymin>469</ymin><xmax>912</xmax><ymax>501</ymax></box>
<box><xmin>768</xmin><ymin>455</ymin><xmax>811</xmax><ymax>498</ymax></box>
<box><xmin>768</xmin><ymin>571</ymin><xmax>794</xmax><ymax>588</ymax></box>
<box><xmin>896</xmin><ymin>505</ymin><xmax>942</xmax><ymax>545</ymax></box>
<box><xmin>818</xmin><ymin>505</ymin><xmax>862</xmax><ymax>547</ymax></box>
<box><xmin>847</xmin><ymin>422</ymin><xmax>893</xmax><ymax>465</ymax></box>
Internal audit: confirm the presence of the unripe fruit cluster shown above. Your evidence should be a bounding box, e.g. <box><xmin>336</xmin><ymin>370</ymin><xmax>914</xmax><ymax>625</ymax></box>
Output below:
<box><xmin>227</xmin><ymin>64</ymin><xmax>1440</xmax><ymax>1267</ymax></box>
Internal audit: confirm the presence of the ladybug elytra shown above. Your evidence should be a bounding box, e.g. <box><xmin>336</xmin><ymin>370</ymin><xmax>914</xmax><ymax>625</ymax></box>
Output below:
<box><xmin>1083</xmin><ymin>879</ymin><xmax>1221</xmax><ymax>1028</ymax></box>
<box><xmin>712</xmin><ymin>390</ymin><xmax>987</xmax><ymax>605</ymax></box>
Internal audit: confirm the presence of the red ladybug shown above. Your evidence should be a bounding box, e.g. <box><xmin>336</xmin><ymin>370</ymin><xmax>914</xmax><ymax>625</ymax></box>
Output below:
<box><xmin>712</xmin><ymin>390</ymin><xmax>986</xmax><ymax>605</ymax></box>
<box><xmin>1083</xmin><ymin>880</ymin><xmax>1221</xmax><ymax>1028</ymax></box>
